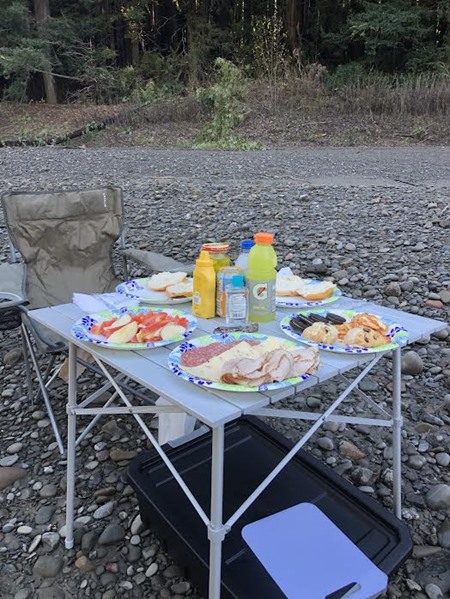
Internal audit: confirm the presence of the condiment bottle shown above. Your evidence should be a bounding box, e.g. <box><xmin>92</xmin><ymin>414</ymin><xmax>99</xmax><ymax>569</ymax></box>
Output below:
<box><xmin>234</xmin><ymin>240</ymin><xmax>255</xmax><ymax>275</ymax></box>
<box><xmin>192</xmin><ymin>251</ymin><xmax>216</xmax><ymax>319</ymax></box>
<box><xmin>201</xmin><ymin>242</ymin><xmax>231</xmax><ymax>273</ymax></box>
<box><xmin>225</xmin><ymin>274</ymin><xmax>248</xmax><ymax>327</ymax></box>
<box><xmin>246</xmin><ymin>233</ymin><xmax>277</xmax><ymax>322</ymax></box>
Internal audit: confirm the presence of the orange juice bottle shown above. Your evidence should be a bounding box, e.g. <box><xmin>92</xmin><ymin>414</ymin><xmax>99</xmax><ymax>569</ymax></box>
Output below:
<box><xmin>192</xmin><ymin>251</ymin><xmax>216</xmax><ymax>319</ymax></box>
<box><xmin>246</xmin><ymin>233</ymin><xmax>277</xmax><ymax>322</ymax></box>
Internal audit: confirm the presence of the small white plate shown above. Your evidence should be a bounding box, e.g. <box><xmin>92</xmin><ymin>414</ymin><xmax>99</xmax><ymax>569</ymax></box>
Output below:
<box><xmin>116</xmin><ymin>278</ymin><xmax>192</xmax><ymax>305</ymax></box>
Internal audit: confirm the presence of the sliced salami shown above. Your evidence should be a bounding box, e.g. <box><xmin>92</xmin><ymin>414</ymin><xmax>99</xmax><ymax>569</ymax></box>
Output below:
<box><xmin>181</xmin><ymin>339</ymin><xmax>260</xmax><ymax>367</ymax></box>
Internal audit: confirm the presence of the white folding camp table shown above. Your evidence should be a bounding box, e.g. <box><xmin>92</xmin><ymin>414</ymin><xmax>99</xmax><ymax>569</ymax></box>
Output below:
<box><xmin>29</xmin><ymin>297</ymin><xmax>447</xmax><ymax>599</ymax></box>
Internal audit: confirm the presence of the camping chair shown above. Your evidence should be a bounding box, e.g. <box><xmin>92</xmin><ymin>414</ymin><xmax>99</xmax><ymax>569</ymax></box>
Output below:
<box><xmin>0</xmin><ymin>186</ymin><xmax>192</xmax><ymax>454</ymax></box>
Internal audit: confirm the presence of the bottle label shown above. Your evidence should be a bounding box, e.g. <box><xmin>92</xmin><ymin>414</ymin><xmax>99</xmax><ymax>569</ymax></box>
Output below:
<box><xmin>247</xmin><ymin>279</ymin><xmax>276</xmax><ymax>314</ymax></box>
<box><xmin>228</xmin><ymin>293</ymin><xmax>247</xmax><ymax>320</ymax></box>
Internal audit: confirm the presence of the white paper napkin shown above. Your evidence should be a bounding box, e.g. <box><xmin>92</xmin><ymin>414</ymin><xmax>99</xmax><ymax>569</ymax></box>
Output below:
<box><xmin>73</xmin><ymin>292</ymin><xmax>139</xmax><ymax>313</ymax></box>
<box><xmin>278</xmin><ymin>267</ymin><xmax>294</xmax><ymax>277</ymax></box>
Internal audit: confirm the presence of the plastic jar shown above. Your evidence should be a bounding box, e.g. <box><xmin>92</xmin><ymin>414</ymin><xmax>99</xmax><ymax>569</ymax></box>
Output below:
<box><xmin>201</xmin><ymin>242</ymin><xmax>231</xmax><ymax>273</ymax></box>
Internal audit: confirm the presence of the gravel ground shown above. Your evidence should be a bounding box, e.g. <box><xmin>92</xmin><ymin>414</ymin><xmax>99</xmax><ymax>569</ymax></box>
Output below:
<box><xmin>0</xmin><ymin>147</ymin><xmax>449</xmax><ymax>599</ymax></box>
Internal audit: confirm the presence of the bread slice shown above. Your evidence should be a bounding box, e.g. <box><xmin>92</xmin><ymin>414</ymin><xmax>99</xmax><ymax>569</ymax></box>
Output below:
<box><xmin>166</xmin><ymin>279</ymin><xmax>193</xmax><ymax>298</ymax></box>
<box><xmin>276</xmin><ymin>275</ymin><xmax>305</xmax><ymax>297</ymax></box>
<box><xmin>299</xmin><ymin>281</ymin><xmax>336</xmax><ymax>301</ymax></box>
<box><xmin>147</xmin><ymin>271</ymin><xmax>187</xmax><ymax>292</ymax></box>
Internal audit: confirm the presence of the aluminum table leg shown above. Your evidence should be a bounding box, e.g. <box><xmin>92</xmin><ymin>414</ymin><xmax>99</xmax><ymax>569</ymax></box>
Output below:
<box><xmin>65</xmin><ymin>342</ymin><xmax>78</xmax><ymax>549</ymax></box>
<box><xmin>208</xmin><ymin>426</ymin><xmax>226</xmax><ymax>599</ymax></box>
<box><xmin>392</xmin><ymin>347</ymin><xmax>403</xmax><ymax>519</ymax></box>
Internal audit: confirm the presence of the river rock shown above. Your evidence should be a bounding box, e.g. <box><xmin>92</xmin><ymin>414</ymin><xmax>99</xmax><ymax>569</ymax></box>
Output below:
<box><xmin>94</xmin><ymin>501</ymin><xmax>114</xmax><ymax>520</ymax></box>
<box><xmin>402</xmin><ymin>351</ymin><xmax>424</xmax><ymax>375</ymax></box>
<box><xmin>339</xmin><ymin>440</ymin><xmax>366</xmax><ymax>461</ymax></box>
<box><xmin>384</xmin><ymin>282</ymin><xmax>401</xmax><ymax>297</ymax></box>
<box><xmin>35</xmin><ymin>505</ymin><xmax>56</xmax><ymax>525</ymax></box>
<box><xmin>437</xmin><ymin>520</ymin><xmax>450</xmax><ymax>548</ymax></box>
<box><xmin>426</xmin><ymin>485</ymin><xmax>450</xmax><ymax>510</ymax></box>
<box><xmin>98</xmin><ymin>524</ymin><xmax>126</xmax><ymax>545</ymax></box>
<box><xmin>109</xmin><ymin>448</ymin><xmax>137</xmax><ymax>462</ymax></box>
<box><xmin>75</xmin><ymin>555</ymin><xmax>95</xmax><ymax>573</ymax></box>
<box><xmin>33</xmin><ymin>555</ymin><xmax>64</xmax><ymax>578</ymax></box>
<box><xmin>42</xmin><ymin>532</ymin><xmax>60</xmax><ymax>551</ymax></box>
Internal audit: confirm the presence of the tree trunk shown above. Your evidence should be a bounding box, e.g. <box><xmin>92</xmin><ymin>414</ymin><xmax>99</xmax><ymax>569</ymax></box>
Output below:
<box><xmin>33</xmin><ymin>0</ymin><xmax>57</xmax><ymax>104</ymax></box>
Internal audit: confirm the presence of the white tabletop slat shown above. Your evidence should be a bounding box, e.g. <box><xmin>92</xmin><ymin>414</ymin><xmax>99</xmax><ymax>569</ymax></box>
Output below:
<box><xmin>28</xmin><ymin>296</ymin><xmax>447</xmax><ymax>427</ymax></box>
<box><xmin>30</xmin><ymin>306</ymin><xmax>242</xmax><ymax>427</ymax></box>
<box><xmin>53</xmin><ymin>304</ymin><xmax>275</xmax><ymax>415</ymax></box>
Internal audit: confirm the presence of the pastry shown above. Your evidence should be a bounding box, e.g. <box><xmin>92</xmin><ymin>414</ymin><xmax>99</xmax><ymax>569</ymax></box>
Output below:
<box><xmin>349</xmin><ymin>313</ymin><xmax>389</xmax><ymax>335</ymax></box>
<box><xmin>302</xmin><ymin>322</ymin><xmax>339</xmax><ymax>344</ymax></box>
<box><xmin>336</xmin><ymin>322</ymin><xmax>352</xmax><ymax>340</ymax></box>
<box><xmin>343</xmin><ymin>327</ymin><xmax>390</xmax><ymax>348</ymax></box>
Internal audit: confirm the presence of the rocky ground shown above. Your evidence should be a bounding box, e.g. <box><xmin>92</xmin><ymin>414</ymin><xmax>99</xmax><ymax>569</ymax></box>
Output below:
<box><xmin>0</xmin><ymin>147</ymin><xmax>449</xmax><ymax>599</ymax></box>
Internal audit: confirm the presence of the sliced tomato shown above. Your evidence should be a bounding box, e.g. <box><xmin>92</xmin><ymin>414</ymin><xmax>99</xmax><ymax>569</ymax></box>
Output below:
<box><xmin>91</xmin><ymin>318</ymin><xmax>117</xmax><ymax>337</ymax></box>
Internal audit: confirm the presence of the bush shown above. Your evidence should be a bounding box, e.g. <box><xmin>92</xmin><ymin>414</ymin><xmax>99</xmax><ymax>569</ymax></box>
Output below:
<box><xmin>195</xmin><ymin>58</ymin><xmax>262</xmax><ymax>149</ymax></box>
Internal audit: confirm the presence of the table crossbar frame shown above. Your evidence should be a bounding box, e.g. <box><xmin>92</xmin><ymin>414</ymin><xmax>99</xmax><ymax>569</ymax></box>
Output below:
<box><xmin>63</xmin><ymin>344</ymin><xmax>404</xmax><ymax>599</ymax></box>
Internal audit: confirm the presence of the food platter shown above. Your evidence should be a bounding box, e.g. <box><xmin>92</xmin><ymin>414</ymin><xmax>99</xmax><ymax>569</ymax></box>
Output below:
<box><xmin>168</xmin><ymin>332</ymin><xmax>318</xmax><ymax>392</ymax></box>
<box><xmin>276</xmin><ymin>279</ymin><xmax>342</xmax><ymax>308</ymax></box>
<box><xmin>116</xmin><ymin>278</ymin><xmax>192</xmax><ymax>305</ymax></box>
<box><xmin>280</xmin><ymin>309</ymin><xmax>408</xmax><ymax>354</ymax></box>
<box><xmin>71</xmin><ymin>306</ymin><xmax>196</xmax><ymax>350</ymax></box>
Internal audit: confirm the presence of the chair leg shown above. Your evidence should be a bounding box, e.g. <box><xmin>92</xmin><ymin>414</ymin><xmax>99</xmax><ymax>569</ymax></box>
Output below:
<box><xmin>21</xmin><ymin>325</ymin><xmax>34</xmax><ymax>404</ymax></box>
<box><xmin>35</xmin><ymin>353</ymin><xmax>58</xmax><ymax>404</ymax></box>
<box><xmin>21</xmin><ymin>326</ymin><xmax>65</xmax><ymax>455</ymax></box>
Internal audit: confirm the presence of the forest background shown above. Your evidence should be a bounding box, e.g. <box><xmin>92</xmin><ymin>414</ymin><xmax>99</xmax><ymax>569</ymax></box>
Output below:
<box><xmin>1</xmin><ymin>0</ymin><xmax>449</xmax><ymax>147</ymax></box>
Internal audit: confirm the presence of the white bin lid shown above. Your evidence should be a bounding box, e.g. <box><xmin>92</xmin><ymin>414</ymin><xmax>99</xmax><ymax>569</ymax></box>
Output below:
<box><xmin>242</xmin><ymin>502</ymin><xmax>388</xmax><ymax>599</ymax></box>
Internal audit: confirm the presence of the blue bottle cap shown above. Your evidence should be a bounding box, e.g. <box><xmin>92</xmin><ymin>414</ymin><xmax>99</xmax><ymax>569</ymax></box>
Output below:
<box><xmin>241</xmin><ymin>240</ymin><xmax>255</xmax><ymax>250</ymax></box>
<box><xmin>232</xmin><ymin>274</ymin><xmax>244</xmax><ymax>287</ymax></box>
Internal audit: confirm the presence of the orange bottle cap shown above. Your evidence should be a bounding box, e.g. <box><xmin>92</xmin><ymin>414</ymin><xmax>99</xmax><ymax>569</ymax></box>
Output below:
<box><xmin>254</xmin><ymin>232</ymin><xmax>274</xmax><ymax>244</ymax></box>
<box><xmin>201</xmin><ymin>242</ymin><xmax>230</xmax><ymax>253</ymax></box>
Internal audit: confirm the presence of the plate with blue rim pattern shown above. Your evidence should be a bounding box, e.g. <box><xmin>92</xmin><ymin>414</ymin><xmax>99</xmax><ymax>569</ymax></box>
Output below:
<box><xmin>116</xmin><ymin>278</ymin><xmax>192</xmax><ymax>305</ymax></box>
<box><xmin>280</xmin><ymin>309</ymin><xmax>408</xmax><ymax>354</ymax></box>
<box><xmin>71</xmin><ymin>305</ymin><xmax>196</xmax><ymax>350</ymax></box>
<box><xmin>168</xmin><ymin>332</ymin><xmax>315</xmax><ymax>393</ymax></box>
<box><xmin>276</xmin><ymin>280</ymin><xmax>342</xmax><ymax>308</ymax></box>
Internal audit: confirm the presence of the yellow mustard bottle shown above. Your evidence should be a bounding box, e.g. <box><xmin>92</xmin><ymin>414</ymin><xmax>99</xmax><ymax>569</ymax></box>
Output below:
<box><xmin>192</xmin><ymin>251</ymin><xmax>216</xmax><ymax>319</ymax></box>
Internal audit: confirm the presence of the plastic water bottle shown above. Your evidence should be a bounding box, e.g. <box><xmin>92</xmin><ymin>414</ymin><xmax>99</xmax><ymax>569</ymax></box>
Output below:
<box><xmin>225</xmin><ymin>274</ymin><xmax>248</xmax><ymax>327</ymax></box>
<box><xmin>246</xmin><ymin>233</ymin><xmax>277</xmax><ymax>323</ymax></box>
<box><xmin>234</xmin><ymin>240</ymin><xmax>255</xmax><ymax>275</ymax></box>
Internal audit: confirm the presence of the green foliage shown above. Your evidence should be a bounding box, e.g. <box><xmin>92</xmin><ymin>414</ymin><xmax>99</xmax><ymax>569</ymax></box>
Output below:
<box><xmin>195</xmin><ymin>58</ymin><xmax>262</xmax><ymax>150</ymax></box>
<box><xmin>348</xmin><ymin>0</ymin><xmax>433</xmax><ymax>71</ymax></box>
<box><xmin>0</xmin><ymin>0</ymin><xmax>448</xmax><ymax>103</ymax></box>
<box><xmin>324</xmin><ymin>62</ymin><xmax>368</xmax><ymax>89</ymax></box>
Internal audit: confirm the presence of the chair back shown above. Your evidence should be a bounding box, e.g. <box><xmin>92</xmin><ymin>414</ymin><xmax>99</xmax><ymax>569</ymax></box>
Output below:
<box><xmin>1</xmin><ymin>187</ymin><xmax>124</xmax><ymax>308</ymax></box>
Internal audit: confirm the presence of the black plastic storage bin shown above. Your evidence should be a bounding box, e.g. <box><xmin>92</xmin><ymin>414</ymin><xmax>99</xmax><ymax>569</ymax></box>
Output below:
<box><xmin>128</xmin><ymin>417</ymin><xmax>412</xmax><ymax>599</ymax></box>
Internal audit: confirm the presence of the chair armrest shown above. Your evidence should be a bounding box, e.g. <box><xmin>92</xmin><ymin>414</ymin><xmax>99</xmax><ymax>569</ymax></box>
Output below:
<box><xmin>121</xmin><ymin>248</ymin><xmax>194</xmax><ymax>275</ymax></box>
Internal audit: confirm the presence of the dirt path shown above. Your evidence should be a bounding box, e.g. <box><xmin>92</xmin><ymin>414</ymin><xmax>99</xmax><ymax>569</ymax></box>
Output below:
<box><xmin>1</xmin><ymin>146</ymin><xmax>449</xmax><ymax>189</ymax></box>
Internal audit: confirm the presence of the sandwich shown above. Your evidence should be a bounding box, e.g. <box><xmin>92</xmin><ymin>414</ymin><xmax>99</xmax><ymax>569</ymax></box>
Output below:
<box><xmin>166</xmin><ymin>280</ymin><xmax>193</xmax><ymax>298</ymax></box>
<box><xmin>147</xmin><ymin>272</ymin><xmax>187</xmax><ymax>292</ymax></box>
